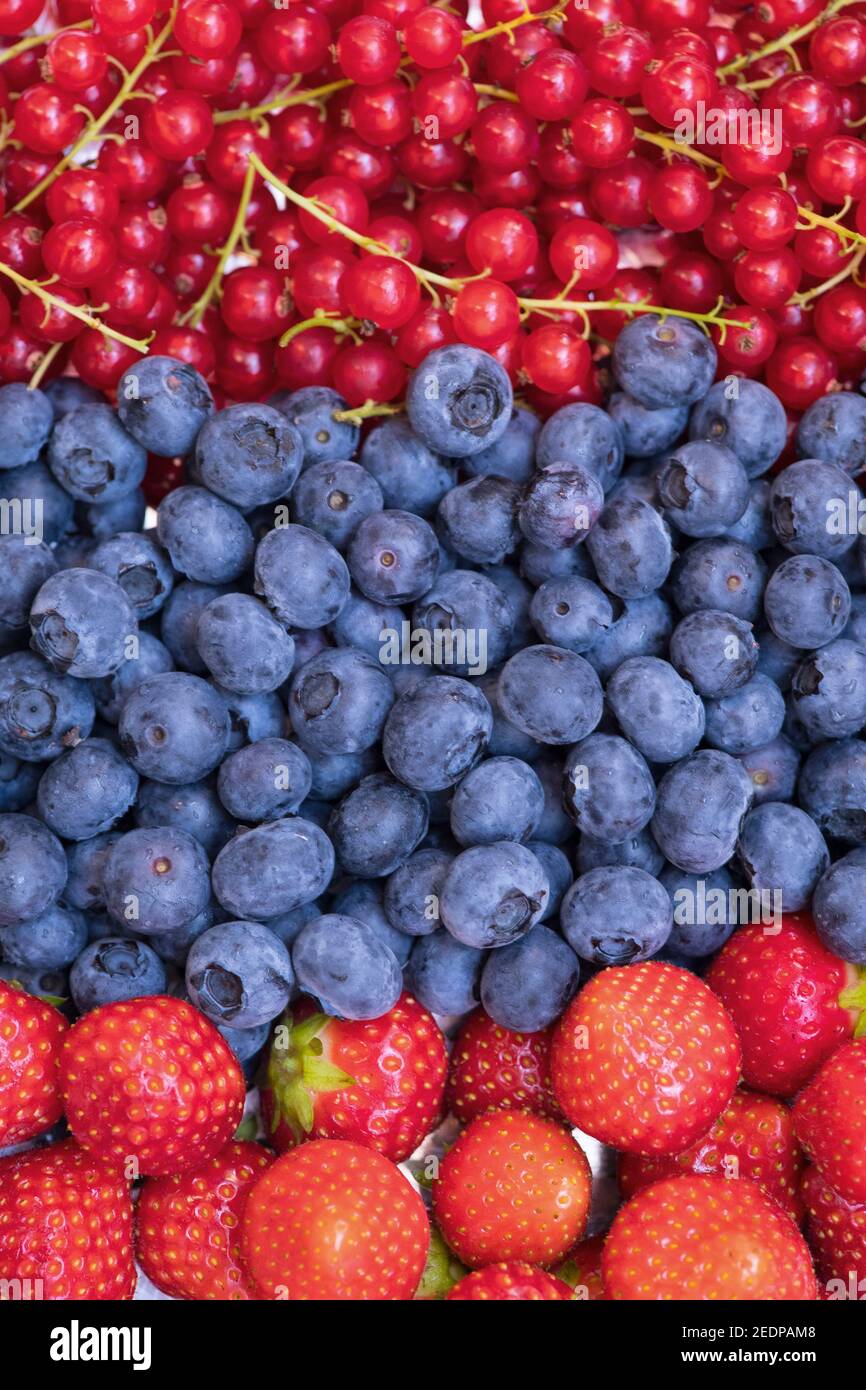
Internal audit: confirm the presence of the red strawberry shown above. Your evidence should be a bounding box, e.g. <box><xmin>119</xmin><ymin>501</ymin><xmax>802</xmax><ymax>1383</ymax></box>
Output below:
<box><xmin>59</xmin><ymin>996</ymin><xmax>246</xmax><ymax>1177</ymax></box>
<box><xmin>618</xmin><ymin>1088</ymin><xmax>805</xmax><ymax>1219</ymax></box>
<box><xmin>554</xmin><ymin>1234</ymin><xmax>608</xmax><ymax>1300</ymax></box>
<box><xmin>446</xmin><ymin>1007</ymin><xmax>560</xmax><ymax>1124</ymax></box>
<box><xmin>794</xmin><ymin>1038</ymin><xmax>866</xmax><ymax>1205</ymax></box>
<box><xmin>239</xmin><ymin>1138</ymin><xmax>429</xmax><ymax>1300</ymax></box>
<box><xmin>136</xmin><ymin>1140</ymin><xmax>273</xmax><ymax>1301</ymax></box>
<box><xmin>431</xmin><ymin>1108</ymin><xmax>591</xmax><ymax>1269</ymax></box>
<box><xmin>801</xmin><ymin>1165</ymin><xmax>866</xmax><ymax>1298</ymax></box>
<box><xmin>706</xmin><ymin>912</ymin><xmax>863</xmax><ymax>1097</ymax></box>
<box><xmin>603</xmin><ymin>1175</ymin><xmax>818</xmax><ymax>1301</ymax></box>
<box><xmin>0</xmin><ymin>979</ymin><xmax>67</xmax><ymax>1146</ymax></box>
<box><xmin>447</xmin><ymin>1261</ymin><xmax>574</xmax><ymax>1300</ymax></box>
<box><xmin>550</xmin><ymin>961</ymin><xmax>741</xmax><ymax>1156</ymax></box>
<box><xmin>0</xmin><ymin>1139</ymin><xmax>135</xmax><ymax>1300</ymax></box>
<box><xmin>261</xmin><ymin>992</ymin><xmax>447</xmax><ymax>1163</ymax></box>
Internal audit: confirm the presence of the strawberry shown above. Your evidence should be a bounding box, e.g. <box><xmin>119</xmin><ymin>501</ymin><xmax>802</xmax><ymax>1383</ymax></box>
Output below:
<box><xmin>447</xmin><ymin>1261</ymin><xmax>574</xmax><ymax>1300</ymax></box>
<box><xmin>554</xmin><ymin>1234</ymin><xmax>608</xmax><ymax>1300</ymax></box>
<box><xmin>431</xmin><ymin>1108</ymin><xmax>591</xmax><ymax>1269</ymax></box>
<box><xmin>550</xmin><ymin>961</ymin><xmax>741</xmax><ymax>1156</ymax></box>
<box><xmin>261</xmin><ymin>992</ymin><xmax>447</xmax><ymax>1163</ymax></box>
<box><xmin>801</xmin><ymin>1166</ymin><xmax>866</xmax><ymax>1296</ymax></box>
<box><xmin>0</xmin><ymin>979</ymin><xmax>67</xmax><ymax>1146</ymax></box>
<box><xmin>603</xmin><ymin>1174</ymin><xmax>818</xmax><ymax>1301</ymax></box>
<box><xmin>618</xmin><ymin>1088</ymin><xmax>805</xmax><ymax>1219</ymax></box>
<box><xmin>0</xmin><ymin>1139</ymin><xmax>135</xmax><ymax>1300</ymax></box>
<box><xmin>794</xmin><ymin>1038</ymin><xmax>866</xmax><ymax>1205</ymax></box>
<box><xmin>706</xmin><ymin>912</ymin><xmax>864</xmax><ymax>1097</ymax></box>
<box><xmin>59</xmin><ymin>996</ymin><xmax>246</xmax><ymax>1177</ymax></box>
<box><xmin>446</xmin><ymin>1007</ymin><xmax>560</xmax><ymax>1124</ymax></box>
<box><xmin>136</xmin><ymin>1140</ymin><xmax>273</xmax><ymax>1301</ymax></box>
<box><xmin>239</xmin><ymin>1138</ymin><xmax>429</xmax><ymax>1300</ymax></box>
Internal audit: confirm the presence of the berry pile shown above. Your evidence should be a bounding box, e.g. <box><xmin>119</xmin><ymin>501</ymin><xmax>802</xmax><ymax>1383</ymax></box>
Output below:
<box><xmin>1</xmin><ymin>0</ymin><xmax>866</xmax><ymax>1306</ymax></box>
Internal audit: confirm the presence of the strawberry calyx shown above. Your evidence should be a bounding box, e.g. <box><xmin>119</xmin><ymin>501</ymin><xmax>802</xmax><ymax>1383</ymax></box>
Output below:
<box><xmin>839</xmin><ymin>966</ymin><xmax>866</xmax><ymax>1040</ymax></box>
<box><xmin>265</xmin><ymin>1010</ymin><xmax>357</xmax><ymax>1144</ymax></box>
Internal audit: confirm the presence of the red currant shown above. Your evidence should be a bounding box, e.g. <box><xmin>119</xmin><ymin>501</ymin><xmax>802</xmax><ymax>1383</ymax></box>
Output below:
<box><xmin>349</xmin><ymin>77</ymin><xmax>412</xmax><ymax>147</ymax></box>
<box><xmin>584</xmin><ymin>25</ymin><xmax>654</xmax><ymax>98</ymax></box>
<box><xmin>98</xmin><ymin>140</ymin><xmax>168</xmax><ymax>202</ymax></box>
<box><xmin>766</xmin><ymin>333</ymin><xmax>837</xmax><ymax>408</ymax></box>
<box><xmin>465</xmin><ymin>209</ymin><xmax>539</xmax><ymax>282</ymax></box>
<box><xmin>45</xmin><ymin>29</ymin><xmax>107</xmax><ymax>91</ymax></box>
<box><xmin>810</xmin><ymin>15</ymin><xmax>866</xmax><ymax>85</ymax></box>
<box><xmin>403</xmin><ymin>9</ymin><xmax>463</xmax><ymax>69</ymax></box>
<box><xmin>333</xmin><ymin>338</ymin><xmax>406</xmax><ymax>404</ymax></box>
<box><xmin>649</xmin><ymin>163</ymin><xmax>713</xmax><ymax>233</ymax></box>
<box><xmin>731</xmin><ymin>187</ymin><xmax>798</xmax><ymax>250</ymax></box>
<box><xmin>205</xmin><ymin>121</ymin><xmax>277</xmax><ymax>194</ymax></box>
<box><xmin>549</xmin><ymin>216</ymin><xmax>618</xmax><ymax>289</ymax></box>
<box><xmin>452</xmin><ymin>278</ymin><xmax>520</xmax><ymax>350</ymax></box>
<box><xmin>290</xmin><ymin>246</ymin><xmax>355</xmax><ymax>317</ymax></box>
<box><xmin>19</xmin><ymin>284</ymin><xmax>86</xmax><ymax>343</ymax></box>
<box><xmin>175</xmin><ymin>0</ymin><xmax>242</xmax><ymax>61</ymax></box>
<box><xmin>522</xmin><ymin>323</ymin><xmax>591</xmax><ymax>393</ymax></box>
<box><xmin>396</xmin><ymin>304</ymin><xmax>459</xmax><ymax>366</ymax></box>
<box><xmin>143</xmin><ymin>91</ymin><xmax>214</xmax><ymax>162</ymax></box>
<box><xmin>807</xmin><ymin>135</ymin><xmax>866</xmax><ymax>204</ymax></box>
<box><xmin>42</xmin><ymin>219</ymin><xmax>117</xmax><ymax>288</ymax></box>
<box><xmin>115</xmin><ymin>202</ymin><xmax>171</xmax><ymax>266</ymax></box>
<box><xmin>733</xmin><ymin>247</ymin><xmax>802</xmax><ymax>310</ymax></box>
<box><xmin>515</xmin><ymin>50</ymin><xmax>589</xmax><ymax>121</ymax></box>
<box><xmin>255</xmin><ymin>5</ymin><xmax>331</xmax><ymax>75</ymax></box>
<box><xmin>216</xmin><ymin>334</ymin><xmax>275</xmax><ymax>401</ymax></box>
<box><xmin>275</xmin><ymin>325</ymin><xmax>341</xmax><ymax>389</ymax></box>
<box><xmin>46</xmin><ymin>168</ymin><xmax>120</xmax><ymax>224</ymax></box>
<box><xmin>471</xmin><ymin>102</ymin><xmax>540</xmax><ymax>173</ymax></box>
<box><xmin>589</xmin><ymin>157</ymin><xmax>653</xmax><ymax>228</ymax></box>
<box><xmin>272</xmin><ymin>106</ymin><xmax>326</xmax><ymax>173</ymax></box>
<box><xmin>150</xmin><ymin>326</ymin><xmax>217</xmax><ymax>379</ymax></box>
<box><xmin>641</xmin><ymin>55</ymin><xmax>717</xmax><ymax>128</ymax></box>
<box><xmin>13</xmin><ymin>83</ymin><xmax>85</xmax><ymax>154</ymax></box>
<box><xmin>659</xmin><ymin>251</ymin><xmax>724</xmax><ymax>313</ymax></box>
<box><xmin>72</xmin><ymin>329</ymin><xmax>142</xmax><ymax>390</ymax></box>
<box><xmin>570</xmin><ymin>99</ymin><xmax>634</xmax><ymax>168</ymax></box>
<box><xmin>0</xmin><ymin>0</ymin><xmax>44</xmax><ymax>35</ymax></box>
<box><xmin>220</xmin><ymin>266</ymin><xmax>292</xmax><ymax>342</ymax></box>
<box><xmin>337</xmin><ymin>15</ymin><xmax>401</xmax><ymax>84</ymax></box>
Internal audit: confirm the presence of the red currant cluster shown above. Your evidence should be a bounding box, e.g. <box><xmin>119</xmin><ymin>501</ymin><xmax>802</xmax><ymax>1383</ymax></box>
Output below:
<box><xmin>0</xmin><ymin>0</ymin><xmax>865</xmax><ymax>440</ymax></box>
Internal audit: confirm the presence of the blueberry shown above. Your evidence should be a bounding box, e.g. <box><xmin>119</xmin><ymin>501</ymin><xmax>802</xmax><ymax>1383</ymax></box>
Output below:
<box><xmin>612</xmin><ymin>314</ymin><xmax>717</xmax><ymax>409</ymax></box>
<box><xmin>44</xmin><ymin>377</ymin><xmax>102</xmax><ymax>420</ymax></box>
<box><xmin>70</xmin><ymin>937</ymin><xmax>167</xmax><ymax>1011</ymax></box>
<box><xmin>463</xmin><ymin>406</ymin><xmax>540</xmax><ymax>484</ymax></box>
<box><xmin>440</xmin><ymin>841</ymin><xmax>548</xmax><ymax>948</ymax></box>
<box><xmin>78</xmin><ymin>489</ymin><xmax>147</xmax><ymax>544</ymax></box>
<box><xmin>117</xmin><ymin>355</ymin><xmax>214</xmax><ymax>457</ymax></box>
<box><xmin>328</xmin><ymin>772</ymin><xmax>428</xmax><ymax>877</ymax></box>
<box><xmin>563</xmin><ymin>732</ymin><xmax>655</xmax><ymax>842</ymax></box>
<box><xmin>135</xmin><ymin>779</ymin><xmax>235</xmax><ymax>858</ymax></box>
<box><xmin>576</xmin><ymin>826</ymin><xmax>665</xmax><ymax>876</ymax></box>
<box><xmin>0</xmin><ymin>813</ymin><xmax>66</xmax><ymax>926</ymax></box>
<box><xmin>527</xmin><ymin>841</ymin><xmax>572</xmax><ymax>920</ymax></box>
<box><xmin>528</xmin><ymin>576</ymin><xmax>615</xmax><ymax>655</ymax></box>
<box><xmin>450</xmin><ymin>756</ymin><xmax>544</xmax><ymax>846</ymax></box>
<box><xmin>30</xmin><ymin>569</ymin><xmax>136</xmax><ymax>678</ymax></box>
<box><xmin>270</xmin><ymin>385</ymin><xmax>359</xmax><ymax>467</ymax></box>
<box><xmin>160</xmin><ymin>581</ymin><xmax>230</xmax><ymax>673</ymax></box>
<box><xmin>812</xmin><ymin>848</ymin><xmax>866</xmax><ymax>964</ymax></box>
<box><xmin>725</xmin><ymin>480</ymin><xmax>774</xmax><ymax>551</ymax></box>
<box><xmin>264</xmin><ymin>900</ymin><xmax>323</xmax><ymax>953</ymax></box>
<box><xmin>63</xmin><ymin>833</ymin><xmax>119</xmax><ymax>913</ymax></box>
<box><xmin>36</xmin><ymin>737</ymin><xmax>138</xmax><ymax>841</ymax></box>
<box><xmin>659</xmin><ymin>440</ymin><xmax>749</xmax><ymax>538</ymax></box>
<box><xmin>763</xmin><ymin>554</ymin><xmax>851</xmax><ymax>648</ymax></box>
<box><xmin>383</xmin><ymin>846</ymin><xmax>453</xmax><ymax>937</ymax></box>
<box><xmin>480</xmin><ymin>923</ymin><xmax>579</xmax><ymax>1030</ymax></box>
<box><xmin>212</xmin><ymin>817</ymin><xmax>334</xmax><ymax>920</ymax></box>
<box><xmin>586</xmin><ymin>493</ymin><xmax>673</xmax><ymax>599</ymax></box>
<box><xmin>89</xmin><ymin>530</ymin><xmax>174</xmax><ymax>623</ymax></box>
<box><xmin>484</xmin><ymin>564</ymin><xmax>534</xmax><ymax>654</ymax></box>
<box><xmin>670</xmin><ymin>537</ymin><xmax>767</xmax><ymax>622</ymax></box>
<box><xmin>0</xmin><ymin>536</ymin><xmax>56</xmax><ymax>631</ymax></box>
<box><xmin>48</xmin><ymin>403</ymin><xmax>147</xmax><ymax>504</ymax></box>
<box><xmin>0</xmin><ymin>902</ymin><xmax>87</xmax><ymax>971</ymax></box>
<box><xmin>436</xmin><ymin>476</ymin><xmax>521</xmax><ymax>566</ymax></box>
<box><xmin>607</xmin><ymin>656</ymin><xmax>705</xmax><ymax>763</ymax></box>
<box><xmin>186</xmin><ymin>919</ymin><xmax>294</xmax><ymax>1028</ymax></box>
<box><xmin>91</xmin><ymin>632</ymin><xmax>175</xmax><ymax>725</ymax></box>
<box><xmin>520</xmin><ymin>536</ymin><xmax>597</xmax><ymax>587</ymax></box>
<box><xmin>383</xmin><ymin>675</ymin><xmax>492</xmax><ymax>789</ymax></box>
<box><xmin>216</xmin><ymin>737</ymin><xmax>311</xmax><ymax>822</ymax></box>
<box><xmin>518</xmin><ymin>462</ymin><xmax>604</xmax><ymax>550</ymax></box>
<box><xmin>497</xmin><ymin>645</ymin><xmax>602</xmax><ymax>746</ymax></box>
<box><xmin>689</xmin><ymin>378</ymin><xmax>787</xmax><ymax>477</ymax></box>
<box><xmin>669</xmin><ymin>610</ymin><xmax>758</xmax><ymax>698</ymax></box>
<box><xmin>770</xmin><ymin>459</ymin><xmax>857</xmax><ymax>560</ymax></box>
<box><xmin>102</xmin><ymin>826</ymin><xmax>210</xmax><ymax>936</ymax></box>
<box><xmin>216</xmin><ymin>1020</ymin><xmax>270</xmax><ymax>1068</ymax></box>
<box><xmin>255</xmin><ymin>523</ymin><xmax>350</xmax><ymax>627</ymax></box>
<box><xmin>0</xmin><ymin>752</ymin><xmax>40</xmax><ymax>811</ymax></box>
<box><xmin>652</xmin><ymin>749</ymin><xmax>754</xmax><ymax>873</ymax></box>
<box><xmin>330</xmin><ymin>589</ymin><xmax>398</xmax><ymax>662</ymax></box>
<box><xmin>406</xmin><ymin>344</ymin><xmax>512</xmax><ymax>457</ymax></box>
<box><xmin>475</xmin><ymin>670</ymin><xmax>540</xmax><ymax>761</ymax></box>
<box><xmin>290</xmin><ymin>459</ymin><xmax>383</xmax><ymax>550</ymax></box>
<box><xmin>798</xmin><ymin>738</ymin><xmax>866</xmax><ymax>843</ymax></box>
<box><xmin>412</xmin><ymin>570</ymin><xmax>513</xmax><ymax>677</ymax></box>
<box><xmin>755</xmin><ymin>624</ymin><xmax>801</xmax><ymax>691</ymax></box>
<box><xmin>218</xmin><ymin>687</ymin><xmax>284</xmax><ymax>752</ymax></box>
<box><xmin>796</xmin><ymin>390</ymin><xmax>866</xmax><ymax>473</ymax></box>
<box><xmin>608</xmin><ymin>390</ymin><xmax>688</xmax><ymax>459</ymax></box>
<box><xmin>148</xmin><ymin>903</ymin><xmax>214</xmax><ymax>966</ymax></box>
<box><xmin>405</xmin><ymin>928</ymin><xmax>484</xmax><ymax>1015</ymax></box>
<box><xmin>157</xmin><ymin>486</ymin><xmax>253</xmax><ymax>585</ymax></box>
<box><xmin>738</xmin><ymin>734</ymin><xmax>801</xmax><ymax>807</ymax></box>
<box><xmin>292</xmin><ymin>912</ymin><xmax>402</xmax><ymax>1020</ymax></box>
<box><xmin>196</xmin><ymin>592</ymin><xmax>295</xmax><ymax>695</ymax></box>
<box><xmin>531</xmin><ymin>751</ymin><xmax>574</xmax><ymax>845</ymax></box>
<box><xmin>330</xmin><ymin>878</ymin><xmax>413</xmax><ymax>965</ymax></box>
<box><xmin>119</xmin><ymin>671</ymin><xmax>230</xmax><ymax>784</ymax></box>
<box><xmin>194</xmin><ymin>402</ymin><xmax>304</xmax><ymax>510</ymax></box>
<box><xmin>535</xmin><ymin>402</ymin><xmax>624</xmax><ymax>491</ymax></box>
<box><xmin>737</xmin><ymin>801</ymin><xmax>829</xmax><ymax>912</ymax></box>
<box><xmin>560</xmin><ymin>865</ymin><xmax>672</xmax><ymax>965</ymax></box>
<box><xmin>790</xmin><ymin>638</ymin><xmax>866</xmax><ymax>742</ymax></box>
<box><xmin>360</xmin><ymin>417</ymin><xmax>455</xmax><ymax>515</ymax></box>
<box><xmin>289</xmin><ymin>646</ymin><xmax>394</xmax><ymax>754</ymax></box>
<box><xmin>703</xmin><ymin>673</ymin><xmax>786</xmax><ymax>755</ymax></box>
<box><xmin>660</xmin><ymin>864</ymin><xmax>738</xmax><ymax>958</ymax></box>
<box><xmin>0</xmin><ymin>383</ymin><xmax>53</xmax><ymax>470</ymax></box>
<box><xmin>306</xmin><ymin>746</ymin><xmax>378</xmax><ymax>801</ymax></box>
<box><xmin>844</xmin><ymin>591</ymin><xmax>866</xmax><ymax>648</ymax></box>
<box><xmin>0</xmin><ymin>458</ymin><xmax>74</xmax><ymax>545</ymax></box>
<box><xmin>583</xmin><ymin>592</ymin><xmax>673</xmax><ymax>680</ymax></box>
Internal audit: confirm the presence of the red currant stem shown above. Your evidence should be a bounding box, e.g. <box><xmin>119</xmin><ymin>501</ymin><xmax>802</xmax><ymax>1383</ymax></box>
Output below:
<box><xmin>0</xmin><ymin>262</ymin><xmax>151</xmax><ymax>351</ymax></box>
<box><xmin>11</xmin><ymin>8</ymin><xmax>178</xmax><ymax>215</ymax></box>
<box><xmin>26</xmin><ymin>340</ymin><xmax>63</xmax><ymax>392</ymax></box>
<box><xmin>182</xmin><ymin>159</ymin><xmax>258</xmax><ymax>329</ymax></box>
<box><xmin>332</xmin><ymin>400</ymin><xmax>404</xmax><ymax>424</ymax></box>
<box><xmin>278</xmin><ymin>314</ymin><xmax>362</xmax><ymax>348</ymax></box>
<box><xmin>0</xmin><ymin>17</ymin><xmax>94</xmax><ymax>67</ymax></box>
<box><xmin>212</xmin><ymin>76</ymin><xmax>351</xmax><ymax>125</ymax></box>
<box><xmin>473</xmin><ymin>83</ymin><xmax>519</xmax><ymax>102</ymax></box>
<box><xmin>634</xmin><ymin>126</ymin><xmax>723</xmax><ymax>172</ymax></box>
<box><xmin>516</xmin><ymin>294</ymin><xmax>751</xmax><ymax>337</ymax></box>
<box><xmin>719</xmin><ymin>0</ymin><xmax>859</xmax><ymax>76</ymax></box>
<box><xmin>462</xmin><ymin>0</ymin><xmax>568</xmax><ymax>47</ymax></box>
<box><xmin>795</xmin><ymin>203</ymin><xmax>866</xmax><ymax>248</ymax></box>
<box><xmin>792</xmin><ymin>244</ymin><xmax>866</xmax><ymax>305</ymax></box>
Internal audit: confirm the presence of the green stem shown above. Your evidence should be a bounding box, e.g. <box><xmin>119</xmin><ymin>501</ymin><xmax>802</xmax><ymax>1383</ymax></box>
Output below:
<box><xmin>182</xmin><ymin>159</ymin><xmax>258</xmax><ymax>328</ymax></box>
<box><xmin>332</xmin><ymin>400</ymin><xmax>404</xmax><ymax>424</ymax></box>
<box><xmin>720</xmin><ymin>0</ymin><xmax>859</xmax><ymax>76</ymax></box>
<box><xmin>213</xmin><ymin>76</ymin><xmax>352</xmax><ymax>125</ymax></box>
<box><xmin>0</xmin><ymin>262</ymin><xmax>151</xmax><ymax>351</ymax></box>
<box><xmin>27</xmin><ymin>340</ymin><xmax>63</xmax><ymax>391</ymax></box>
<box><xmin>279</xmin><ymin>314</ymin><xmax>362</xmax><ymax>348</ymax></box>
<box><xmin>0</xmin><ymin>18</ymin><xmax>93</xmax><ymax>67</ymax></box>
